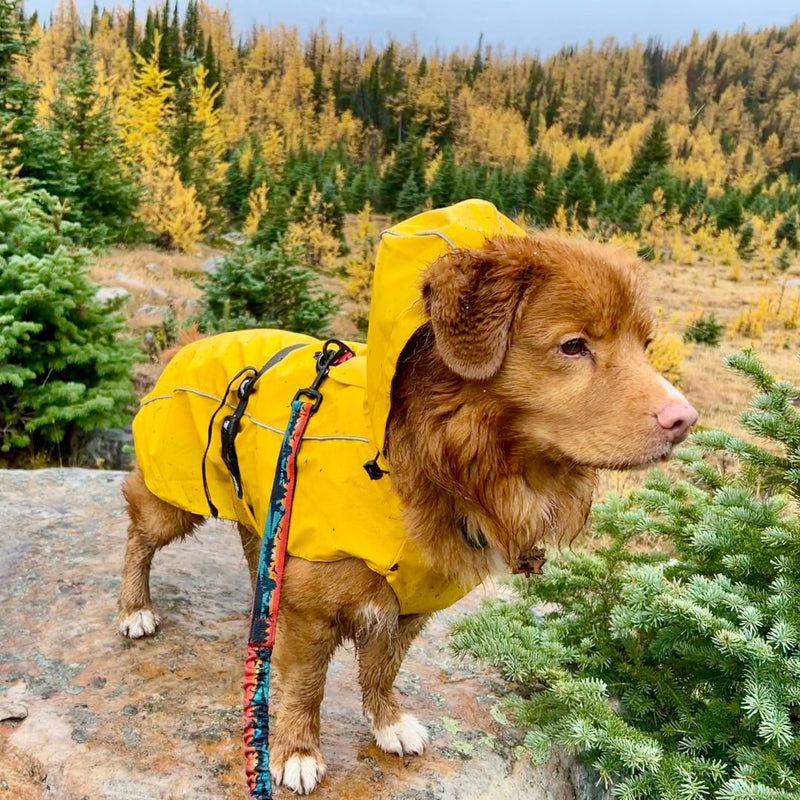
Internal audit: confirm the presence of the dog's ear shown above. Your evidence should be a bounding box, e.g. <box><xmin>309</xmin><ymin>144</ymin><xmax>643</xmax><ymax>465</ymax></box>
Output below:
<box><xmin>421</xmin><ymin>242</ymin><xmax>533</xmax><ymax>380</ymax></box>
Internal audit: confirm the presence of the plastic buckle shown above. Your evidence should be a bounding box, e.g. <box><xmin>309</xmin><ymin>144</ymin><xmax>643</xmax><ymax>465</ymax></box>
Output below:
<box><xmin>293</xmin><ymin>387</ymin><xmax>323</xmax><ymax>411</ymax></box>
<box><xmin>363</xmin><ymin>455</ymin><xmax>388</xmax><ymax>480</ymax></box>
<box><xmin>221</xmin><ymin>414</ymin><xmax>244</xmax><ymax>497</ymax></box>
<box><xmin>220</xmin><ymin>372</ymin><xmax>260</xmax><ymax>498</ymax></box>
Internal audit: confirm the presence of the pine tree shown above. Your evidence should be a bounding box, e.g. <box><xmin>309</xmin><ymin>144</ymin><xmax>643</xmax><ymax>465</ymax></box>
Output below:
<box><xmin>124</xmin><ymin>0</ymin><xmax>136</xmax><ymax>50</ymax></box>
<box><xmin>0</xmin><ymin>170</ymin><xmax>138</xmax><ymax>460</ymax></box>
<box><xmin>394</xmin><ymin>172</ymin><xmax>425</xmax><ymax>219</ymax></box>
<box><xmin>562</xmin><ymin>152</ymin><xmax>593</xmax><ymax>226</ymax></box>
<box><xmin>623</xmin><ymin>117</ymin><xmax>672</xmax><ymax>188</ymax></box>
<box><xmin>115</xmin><ymin>32</ymin><xmax>206</xmax><ymax>250</ymax></box>
<box><xmin>453</xmin><ymin>350</ymin><xmax>800</xmax><ymax>800</ymax></box>
<box><xmin>49</xmin><ymin>38</ymin><xmax>140</xmax><ymax>241</ymax></box>
<box><xmin>172</xmin><ymin>61</ymin><xmax>226</xmax><ymax>225</ymax></box>
<box><xmin>0</xmin><ymin>0</ymin><xmax>38</xmax><ymax>166</ymax></box>
<box><xmin>139</xmin><ymin>8</ymin><xmax>155</xmax><ymax>60</ymax></box>
<box><xmin>775</xmin><ymin>211</ymin><xmax>799</xmax><ymax>250</ymax></box>
<box><xmin>182</xmin><ymin>0</ymin><xmax>199</xmax><ymax>56</ymax></box>
<box><xmin>379</xmin><ymin>136</ymin><xmax>425</xmax><ymax>214</ymax></box>
<box><xmin>428</xmin><ymin>145</ymin><xmax>456</xmax><ymax>208</ymax></box>
<box><xmin>344</xmin><ymin>162</ymin><xmax>379</xmax><ymax>213</ymax></box>
<box><xmin>582</xmin><ymin>148</ymin><xmax>606</xmax><ymax>207</ymax></box>
<box><xmin>522</xmin><ymin>150</ymin><xmax>554</xmax><ymax>218</ymax></box>
<box><xmin>0</xmin><ymin>0</ymin><xmax>73</xmax><ymax>195</ymax></box>
<box><xmin>195</xmin><ymin>238</ymin><xmax>336</xmax><ymax>337</ymax></box>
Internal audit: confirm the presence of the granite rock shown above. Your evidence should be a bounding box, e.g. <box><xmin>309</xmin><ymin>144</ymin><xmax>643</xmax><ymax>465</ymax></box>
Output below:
<box><xmin>0</xmin><ymin>469</ymin><xmax>600</xmax><ymax>800</ymax></box>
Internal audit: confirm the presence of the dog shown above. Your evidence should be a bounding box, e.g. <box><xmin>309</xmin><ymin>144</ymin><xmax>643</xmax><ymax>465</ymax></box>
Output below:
<box><xmin>118</xmin><ymin>200</ymin><xmax>697</xmax><ymax>794</ymax></box>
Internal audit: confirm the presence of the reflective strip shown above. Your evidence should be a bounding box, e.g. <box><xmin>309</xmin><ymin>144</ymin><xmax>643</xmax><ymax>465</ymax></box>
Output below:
<box><xmin>379</xmin><ymin>228</ymin><xmax>458</xmax><ymax>249</ymax></box>
<box><xmin>140</xmin><ymin>393</ymin><xmax>173</xmax><ymax>406</ymax></box>
<box><xmin>166</xmin><ymin>387</ymin><xmax>369</xmax><ymax>442</ymax></box>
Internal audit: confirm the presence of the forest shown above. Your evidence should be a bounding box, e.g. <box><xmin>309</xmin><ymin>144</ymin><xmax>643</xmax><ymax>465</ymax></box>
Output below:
<box><xmin>6</xmin><ymin>0</ymin><xmax>800</xmax><ymax>257</ymax></box>
<box><xmin>4</xmin><ymin>0</ymin><xmax>800</xmax><ymax>456</ymax></box>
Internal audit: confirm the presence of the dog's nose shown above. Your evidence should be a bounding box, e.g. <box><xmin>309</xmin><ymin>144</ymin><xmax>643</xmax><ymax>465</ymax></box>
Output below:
<box><xmin>656</xmin><ymin>400</ymin><xmax>698</xmax><ymax>444</ymax></box>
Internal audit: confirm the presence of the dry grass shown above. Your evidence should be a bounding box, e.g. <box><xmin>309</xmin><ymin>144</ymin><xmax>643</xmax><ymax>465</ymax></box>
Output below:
<box><xmin>90</xmin><ymin>246</ymin><xmax>208</xmax><ymax>312</ymax></box>
<box><xmin>94</xmin><ymin>230</ymin><xmax>800</xmax><ymax>476</ymax></box>
<box><xmin>592</xmin><ymin>254</ymin><xmax>800</xmax><ymax>500</ymax></box>
<box><xmin>91</xmin><ymin>245</ymin><xmax>221</xmax><ymax>390</ymax></box>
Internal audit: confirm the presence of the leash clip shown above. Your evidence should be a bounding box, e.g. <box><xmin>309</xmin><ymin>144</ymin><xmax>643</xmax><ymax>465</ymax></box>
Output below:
<box><xmin>293</xmin><ymin>339</ymin><xmax>354</xmax><ymax>411</ymax></box>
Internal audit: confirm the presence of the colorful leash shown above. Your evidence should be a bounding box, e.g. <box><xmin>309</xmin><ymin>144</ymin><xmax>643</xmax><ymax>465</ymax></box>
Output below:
<box><xmin>243</xmin><ymin>339</ymin><xmax>354</xmax><ymax>800</ymax></box>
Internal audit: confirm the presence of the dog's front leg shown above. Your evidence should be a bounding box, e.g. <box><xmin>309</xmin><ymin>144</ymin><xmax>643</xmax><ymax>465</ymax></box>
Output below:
<box><xmin>357</xmin><ymin>613</ymin><xmax>431</xmax><ymax>756</ymax></box>
<box><xmin>270</xmin><ymin>605</ymin><xmax>341</xmax><ymax>795</ymax></box>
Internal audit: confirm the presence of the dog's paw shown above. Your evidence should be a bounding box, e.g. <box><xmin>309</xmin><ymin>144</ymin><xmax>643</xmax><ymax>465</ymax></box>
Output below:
<box><xmin>271</xmin><ymin>753</ymin><xmax>326</xmax><ymax>795</ymax></box>
<box><xmin>118</xmin><ymin>609</ymin><xmax>160</xmax><ymax>639</ymax></box>
<box><xmin>372</xmin><ymin>713</ymin><xmax>429</xmax><ymax>756</ymax></box>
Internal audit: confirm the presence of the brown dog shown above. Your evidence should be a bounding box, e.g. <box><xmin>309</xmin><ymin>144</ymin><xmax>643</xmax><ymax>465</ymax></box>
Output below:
<box><xmin>118</xmin><ymin>224</ymin><xmax>696</xmax><ymax>794</ymax></box>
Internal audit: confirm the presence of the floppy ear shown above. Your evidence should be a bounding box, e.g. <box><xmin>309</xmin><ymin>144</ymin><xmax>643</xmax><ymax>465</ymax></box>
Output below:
<box><xmin>421</xmin><ymin>242</ymin><xmax>533</xmax><ymax>380</ymax></box>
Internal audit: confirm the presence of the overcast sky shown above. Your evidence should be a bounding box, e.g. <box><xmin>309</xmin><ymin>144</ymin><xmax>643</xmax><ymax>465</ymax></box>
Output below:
<box><xmin>27</xmin><ymin>0</ymin><xmax>800</xmax><ymax>55</ymax></box>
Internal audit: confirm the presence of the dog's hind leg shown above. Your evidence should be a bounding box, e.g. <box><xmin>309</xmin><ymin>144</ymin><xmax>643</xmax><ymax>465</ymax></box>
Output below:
<box><xmin>117</xmin><ymin>465</ymin><xmax>203</xmax><ymax>638</ymax></box>
<box><xmin>357</xmin><ymin>613</ymin><xmax>431</xmax><ymax>756</ymax></box>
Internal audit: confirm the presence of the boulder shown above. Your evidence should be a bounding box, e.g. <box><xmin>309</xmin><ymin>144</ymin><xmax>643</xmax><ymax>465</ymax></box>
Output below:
<box><xmin>0</xmin><ymin>469</ymin><xmax>602</xmax><ymax>800</ymax></box>
<box><xmin>94</xmin><ymin>286</ymin><xmax>131</xmax><ymax>306</ymax></box>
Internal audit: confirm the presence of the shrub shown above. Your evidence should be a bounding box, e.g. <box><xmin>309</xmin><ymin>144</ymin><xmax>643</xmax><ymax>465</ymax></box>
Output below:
<box><xmin>0</xmin><ymin>173</ymin><xmax>139</xmax><ymax>458</ymax></box>
<box><xmin>646</xmin><ymin>331</ymin><xmax>690</xmax><ymax>384</ymax></box>
<box><xmin>195</xmin><ymin>238</ymin><xmax>337</xmax><ymax>337</ymax></box>
<box><xmin>452</xmin><ymin>351</ymin><xmax>800</xmax><ymax>800</ymax></box>
<box><xmin>683</xmin><ymin>313</ymin><xmax>724</xmax><ymax>346</ymax></box>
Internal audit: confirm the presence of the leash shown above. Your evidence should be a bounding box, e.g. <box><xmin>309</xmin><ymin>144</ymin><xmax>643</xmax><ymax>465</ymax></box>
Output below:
<box><xmin>242</xmin><ymin>339</ymin><xmax>354</xmax><ymax>800</ymax></box>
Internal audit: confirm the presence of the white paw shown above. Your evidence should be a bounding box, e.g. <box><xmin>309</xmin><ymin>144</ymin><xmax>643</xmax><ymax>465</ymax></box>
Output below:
<box><xmin>372</xmin><ymin>713</ymin><xmax>429</xmax><ymax>756</ymax></box>
<box><xmin>118</xmin><ymin>609</ymin><xmax>160</xmax><ymax>639</ymax></box>
<box><xmin>271</xmin><ymin>753</ymin><xmax>326</xmax><ymax>794</ymax></box>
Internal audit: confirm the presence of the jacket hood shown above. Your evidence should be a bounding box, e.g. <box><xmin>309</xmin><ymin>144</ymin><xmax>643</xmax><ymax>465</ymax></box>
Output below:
<box><xmin>365</xmin><ymin>199</ymin><xmax>526</xmax><ymax>463</ymax></box>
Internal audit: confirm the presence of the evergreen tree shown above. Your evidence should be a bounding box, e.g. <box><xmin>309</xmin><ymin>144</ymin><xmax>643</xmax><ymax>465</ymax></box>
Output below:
<box><xmin>453</xmin><ymin>351</ymin><xmax>800</xmax><ymax>800</ymax></box>
<box><xmin>0</xmin><ymin>171</ymin><xmax>138</xmax><ymax>460</ymax></box>
<box><xmin>0</xmin><ymin>0</ymin><xmax>72</xmax><ymax>194</ymax></box>
<box><xmin>49</xmin><ymin>38</ymin><xmax>140</xmax><ymax>242</ymax></box>
<box><xmin>562</xmin><ymin>152</ymin><xmax>593</xmax><ymax>225</ymax></box>
<box><xmin>622</xmin><ymin>117</ymin><xmax>672</xmax><ymax>188</ymax></box>
<box><xmin>124</xmin><ymin>0</ymin><xmax>136</xmax><ymax>50</ymax></box>
<box><xmin>394</xmin><ymin>172</ymin><xmax>425</xmax><ymax>219</ymax></box>
<box><xmin>714</xmin><ymin>190</ymin><xmax>744</xmax><ymax>232</ymax></box>
<box><xmin>319</xmin><ymin>173</ymin><xmax>346</xmax><ymax>239</ymax></box>
<box><xmin>249</xmin><ymin>179</ymin><xmax>291</xmax><ymax>246</ymax></box>
<box><xmin>140</xmin><ymin>8</ymin><xmax>156</xmax><ymax>60</ymax></box>
<box><xmin>344</xmin><ymin>162</ymin><xmax>379</xmax><ymax>213</ymax></box>
<box><xmin>582</xmin><ymin>148</ymin><xmax>606</xmax><ymax>207</ymax></box>
<box><xmin>429</xmin><ymin>145</ymin><xmax>457</xmax><ymax>208</ymax></box>
<box><xmin>0</xmin><ymin>0</ymin><xmax>37</xmax><ymax>166</ymax></box>
<box><xmin>182</xmin><ymin>0</ymin><xmax>199</xmax><ymax>56</ymax></box>
<box><xmin>89</xmin><ymin>1</ymin><xmax>99</xmax><ymax>38</ymax></box>
<box><xmin>222</xmin><ymin>135</ymin><xmax>269</xmax><ymax>221</ymax></box>
<box><xmin>202</xmin><ymin>36</ymin><xmax>220</xmax><ymax>94</ymax></box>
<box><xmin>775</xmin><ymin>211</ymin><xmax>799</xmax><ymax>250</ymax></box>
<box><xmin>196</xmin><ymin>238</ymin><xmax>336</xmax><ymax>337</ymax></box>
<box><xmin>379</xmin><ymin>136</ymin><xmax>425</xmax><ymax>214</ymax></box>
<box><xmin>522</xmin><ymin>150</ymin><xmax>554</xmax><ymax>217</ymax></box>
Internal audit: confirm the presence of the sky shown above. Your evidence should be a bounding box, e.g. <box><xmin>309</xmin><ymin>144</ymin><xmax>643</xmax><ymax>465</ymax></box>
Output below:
<box><xmin>27</xmin><ymin>0</ymin><xmax>800</xmax><ymax>56</ymax></box>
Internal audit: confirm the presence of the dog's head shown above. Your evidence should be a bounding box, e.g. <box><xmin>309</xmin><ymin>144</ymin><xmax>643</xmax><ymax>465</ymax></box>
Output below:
<box><xmin>422</xmin><ymin>234</ymin><xmax>697</xmax><ymax>470</ymax></box>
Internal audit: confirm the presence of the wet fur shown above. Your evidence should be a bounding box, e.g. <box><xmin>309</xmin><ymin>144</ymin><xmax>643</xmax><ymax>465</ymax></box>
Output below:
<box><xmin>118</xmin><ymin>232</ymin><xmax>692</xmax><ymax>794</ymax></box>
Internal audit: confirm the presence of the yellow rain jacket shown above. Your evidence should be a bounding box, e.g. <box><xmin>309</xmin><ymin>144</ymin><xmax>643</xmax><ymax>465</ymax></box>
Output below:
<box><xmin>133</xmin><ymin>200</ymin><xmax>526</xmax><ymax>615</ymax></box>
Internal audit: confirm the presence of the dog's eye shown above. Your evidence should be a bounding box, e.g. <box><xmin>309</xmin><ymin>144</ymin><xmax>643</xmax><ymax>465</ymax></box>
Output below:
<box><xmin>561</xmin><ymin>338</ymin><xmax>589</xmax><ymax>356</ymax></box>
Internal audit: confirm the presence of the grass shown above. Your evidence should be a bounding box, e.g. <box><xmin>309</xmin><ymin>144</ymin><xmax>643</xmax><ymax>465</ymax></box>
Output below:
<box><xmin>93</xmin><ymin>226</ymin><xmax>800</xmax><ymax>498</ymax></box>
